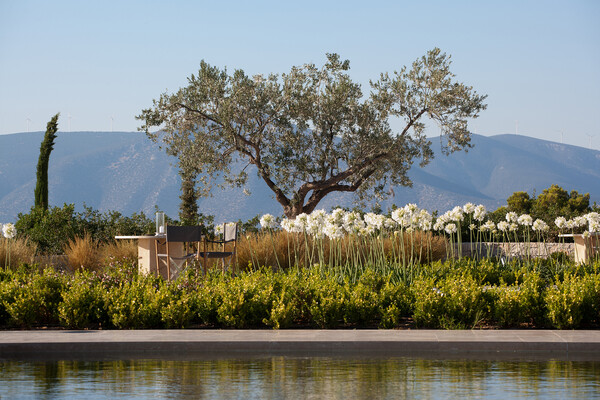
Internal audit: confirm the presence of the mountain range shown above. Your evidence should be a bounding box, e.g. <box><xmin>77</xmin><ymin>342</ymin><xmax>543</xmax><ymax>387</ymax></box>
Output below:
<box><xmin>1</xmin><ymin>131</ymin><xmax>599</xmax><ymax>223</ymax></box>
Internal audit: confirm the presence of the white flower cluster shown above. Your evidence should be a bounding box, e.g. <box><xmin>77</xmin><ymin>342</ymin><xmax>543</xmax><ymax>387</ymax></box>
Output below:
<box><xmin>1</xmin><ymin>223</ymin><xmax>16</xmax><ymax>239</ymax></box>
<box><xmin>262</xmin><ymin>205</ymin><xmax>599</xmax><ymax>240</ymax></box>
<box><xmin>259</xmin><ymin>213</ymin><xmax>278</xmax><ymax>229</ymax></box>
<box><xmin>555</xmin><ymin>213</ymin><xmax>600</xmax><ymax>233</ymax></box>
<box><xmin>433</xmin><ymin>203</ymin><xmax>487</xmax><ymax>235</ymax></box>
<box><xmin>275</xmin><ymin>204</ymin><xmax>433</xmax><ymax>240</ymax></box>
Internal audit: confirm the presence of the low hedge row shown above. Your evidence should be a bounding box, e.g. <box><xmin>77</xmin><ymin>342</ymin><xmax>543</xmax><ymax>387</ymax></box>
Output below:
<box><xmin>0</xmin><ymin>262</ymin><xmax>599</xmax><ymax>330</ymax></box>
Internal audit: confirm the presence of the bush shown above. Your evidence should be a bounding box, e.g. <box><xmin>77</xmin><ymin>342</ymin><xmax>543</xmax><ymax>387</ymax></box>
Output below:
<box><xmin>545</xmin><ymin>273</ymin><xmax>598</xmax><ymax>329</ymax></box>
<box><xmin>300</xmin><ymin>269</ymin><xmax>347</xmax><ymax>328</ymax></box>
<box><xmin>0</xmin><ymin>262</ymin><xmax>598</xmax><ymax>330</ymax></box>
<box><xmin>104</xmin><ymin>276</ymin><xmax>165</xmax><ymax>329</ymax></box>
<box><xmin>216</xmin><ymin>270</ymin><xmax>280</xmax><ymax>328</ymax></box>
<box><xmin>412</xmin><ymin>273</ymin><xmax>487</xmax><ymax>329</ymax></box>
<box><xmin>15</xmin><ymin>204</ymin><xmax>155</xmax><ymax>255</ymax></box>
<box><xmin>1</xmin><ymin>268</ymin><xmax>66</xmax><ymax>327</ymax></box>
<box><xmin>16</xmin><ymin>204</ymin><xmax>79</xmax><ymax>254</ymax></box>
<box><xmin>489</xmin><ymin>272</ymin><xmax>544</xmax><ymax>327</ymax></box>
<box><xmin>59</xmin><ymin>272</ymin><xmax>107</xmax><ymax>328</ymax></box>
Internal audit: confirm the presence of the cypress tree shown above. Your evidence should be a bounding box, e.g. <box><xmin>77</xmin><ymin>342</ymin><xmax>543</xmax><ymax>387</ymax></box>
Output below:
<box><xmin>34</xmin><ymin>113</ymin><xmax>60</xmax><ymax>210</ymax></box>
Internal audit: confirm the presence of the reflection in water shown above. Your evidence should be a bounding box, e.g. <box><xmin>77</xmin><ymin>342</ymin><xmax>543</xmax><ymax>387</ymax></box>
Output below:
<box><xmin>1</xmin><ymin>357</ymin><xmax>599</xmax><ymax>399</ymax></box>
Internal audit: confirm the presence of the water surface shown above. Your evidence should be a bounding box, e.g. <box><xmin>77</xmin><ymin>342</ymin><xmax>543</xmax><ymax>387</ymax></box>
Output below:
<box><xmin>1</xmin><ymin>356</ymin><xmax>599</xmax><ymax>399</ymax></box>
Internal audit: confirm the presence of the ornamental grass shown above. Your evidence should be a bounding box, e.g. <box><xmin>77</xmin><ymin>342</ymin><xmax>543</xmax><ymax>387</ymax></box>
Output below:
<box><xmin>236</xmin><ymin>230</ymin><xmax>446</xmax><ymax>272</ymax></box>
<box><xmin>64</xmin><ymin>233</ymin><xmax>99</xmax><ymax>271</ymax></box>
<box><xmin>0</xmin><ymin>237</ymin><xmax>37</xmax><ymax>270</ymax></box>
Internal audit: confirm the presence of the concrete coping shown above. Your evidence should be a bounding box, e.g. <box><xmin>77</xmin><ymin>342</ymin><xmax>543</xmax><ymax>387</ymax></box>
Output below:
<box><xmin>1</xmin><ymin>329</ymin><xmax>600</xmax><ymax>361</ymax></box>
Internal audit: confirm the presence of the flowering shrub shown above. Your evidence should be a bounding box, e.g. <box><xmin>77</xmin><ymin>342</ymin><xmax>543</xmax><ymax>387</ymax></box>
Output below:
<box><xmin>544</xmin><ymin>272</ymin><xmax>598</xmax><ymax>329</ymax></box>
<box><xmin>59</xmin><ymin>272</ymin><xmax>107</xmax><ymax>328</ymax></box>
<box><xmin>412</xmin><ymin>273</ymin><xmax>487</xmax><ymax>329</ymax></box>
<box><xmin>0</xmin><ymin>262</ymin><xmax>599</xmax><ymax>330</ymax></box>
<box><xmin>489</xmin><ymin>272</ymin><xmax>544</xmax><ymax>327</ymax></box>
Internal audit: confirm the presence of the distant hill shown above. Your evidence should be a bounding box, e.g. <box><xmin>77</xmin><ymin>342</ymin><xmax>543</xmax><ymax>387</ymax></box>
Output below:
<box><xmin>1</xmin><ymin>131</ymin><xmax>599</xmax><ymax>223</ymax></box>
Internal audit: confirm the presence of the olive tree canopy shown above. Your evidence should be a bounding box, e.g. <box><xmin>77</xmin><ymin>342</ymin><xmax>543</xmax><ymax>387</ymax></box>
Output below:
<box><xmin>138</xmin><ymin>48</ymin><xmax>487</xmax><ymax>218</ymax></box>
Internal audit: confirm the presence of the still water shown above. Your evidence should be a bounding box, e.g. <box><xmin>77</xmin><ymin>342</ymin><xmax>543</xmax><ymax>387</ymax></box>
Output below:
<box><xmin>1</xmin><ymin>356</ymin><xmax>599</xmax><ymax>399</ymax></box>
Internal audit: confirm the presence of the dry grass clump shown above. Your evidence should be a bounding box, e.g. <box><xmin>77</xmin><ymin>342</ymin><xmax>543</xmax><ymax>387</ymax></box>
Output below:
<box><xmin>64</xmin><ymin>233</ymin><xmax>99</xmax><ymax>271</ymax></box>
<box><xmin>99</xmin><ymin>239</ymin><xmax>138</xmax><ymax>264</ymax></box>
<box><xmin>235</xmin><ymin>230</ymin><xmax>447</xmax><ymax>271</ymax></box>
<box><xmin>0</xmin><ymin>237</ymin><xmax>38</xmax><ymax>269</ymax></box>
<box><xmin>64</xmin><ymin>237</ymin><xmax>139</xmax><ymax>272</ymax></box>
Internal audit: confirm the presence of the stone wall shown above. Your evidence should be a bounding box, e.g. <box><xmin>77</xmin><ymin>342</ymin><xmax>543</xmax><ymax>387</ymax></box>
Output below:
<box><xmin>456</xmin><ymin>242</ymin><xmax>574</xmax><ymax>259</ymax></box>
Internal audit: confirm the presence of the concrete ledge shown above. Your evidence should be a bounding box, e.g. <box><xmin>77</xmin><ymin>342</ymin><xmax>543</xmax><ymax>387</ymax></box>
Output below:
<box><xmin>1</xmin><ymin>330</ymin><xmax>599</xmax><ymax>360</ymax></box>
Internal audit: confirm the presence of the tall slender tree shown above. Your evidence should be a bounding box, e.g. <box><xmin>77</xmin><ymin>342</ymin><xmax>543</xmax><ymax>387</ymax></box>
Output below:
<box><xmin>34</xmin><ymin>113</ymin><xmax>60</xmax><ymax>210</ymax></box>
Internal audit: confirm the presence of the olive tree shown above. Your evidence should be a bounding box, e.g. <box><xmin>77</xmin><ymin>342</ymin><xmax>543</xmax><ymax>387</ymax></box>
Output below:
<box><xmin>138</xmin><ymin>48</ymin><xmax>487</xmax><ymax>218</ymax></box>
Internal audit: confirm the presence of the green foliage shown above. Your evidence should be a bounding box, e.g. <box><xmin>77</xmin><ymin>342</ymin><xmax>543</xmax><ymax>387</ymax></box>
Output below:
<box><xmin>412</xmin><ymin>273</ymin><xmax>487</xmax><ymax>329</ymax></box>
<box><xmin>0</xmin><ymin>262</ymin><xmax>598</xmax><ymax>330</ymax></box>
<box><xmin>59</xmin><ymin>272</ymin><xmax>107</xmax><ymax>328</ymax></box>
<box><xmin>76</xmin><ymin>205</ymin><xmax>155</xmax><ymax>243</ymax></box>
<box><xmin>1</xmin><ymin>268</ymin><xmax>66</xmax><ymax>327</ymax></box>
<box><xmin>507</xmin><ymin>191</ymin><xmax>532</xmax><ymax>214</ymax></box>
<box><xmin>489</xmin><ymin>272</ymin><xmax>544</xmax><ymax>327</ymax></box>
<box><xmin>544</xmin><ymin>272</ymin><xmax>597</xmax><ymax>329</ymax></box>
<box><xmin>216</xmin><ymin>270</ymin><xmax>280</xmax><ymax>328</ymax></box>
<box><xmin>528</xmin><ymin>184</ymin><xmax>589</xmax><ymax>225</ymax></box>
<box><xmin>104</xmin><ymin>276</ymin><xmax>165</xmax><ymax>329</ymax></box>
<box><xmin>15</xmin><ymin>204</ymin><xmax>155</xmax><ymax>254</ymax></box>
<box><xmin>300</xmin><ymin>269</ymin><xmax>347</xmax><ymax>328</ymax></box>
<box><xmin>34</xmin><ymin>113</ymin><xmax>60</xmax><ymax>210</ymax></box>
<box><xmin>16</xmin><ymin>204</ymin><xmax>79</xmax><ymax>254</ymax></box>
<box><xmin>139</xmin><ymin>49</ymin><xmax>486</xmax><ymax>218</ymax></box>
<box><xmin>378</xmin><ymin>280</ymin><xmax>413</xmax><ymax>328</ymax></box>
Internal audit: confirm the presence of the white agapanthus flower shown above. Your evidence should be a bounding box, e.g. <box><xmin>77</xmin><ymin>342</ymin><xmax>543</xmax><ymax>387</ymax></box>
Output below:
<box><xmin>574</xmin><ymin>216</ymin><xmax>587</xmax><ymax>228</ymax></box>
<box><xmin>364</xmin><ymin>212</ymin><xmax>386</xmax><ymax>231</ymax></box>
<box><xmin>307</xmin><ymin>210</ymin><xmax>327</xmax><ymax>237</ymax></box>
<box><xmin>450</xmin><ymin>206</ymin><xmax>464</xmax><ymax>222</ymax></box>
<box><xmin>259</xmin><ymin>214</ymin><xmax>277</xmax><ymax>229</ymax></box>
<box><xmin>323</xmin><ymin>220</ymin><xmax>345</xmax><ymax>239</ymax></box>
<box><xmin>214</xmin><ymin>224</ymin><xmax>224</xmax><ymax>235</ymax></box>
<box><xmin>433</xmin><ymin>219</ymin><xmax>445</xmax><ymax>231</ymax></box>
<box><xmin>497</xmin><ymin>221</ymin><xmax>509</xmax><ymax>232</ymax></box>
<box><xmin>2</xmin><ymin>223</ymin><xmax>16</xmax><ymax>239</ymax></box>
<box><xmin>391</xmin><ymin>207</ymin><xmax>405</xmax><ymax>225</ymax></box>
<box><xmin>582</xmin><ymin>230</ymin><xmax>590</xmax><ymax>239</ymax></box>
<box><xmin>589</xmin><ymin>220</ymin><xmax>599</xmax><ymax>233</ymax></box>
<box><xmin>532</xmin><ymin>219</ymin><xmax>549</xmax><ymax>232</ymax></box>
<box><xmin>444</xmin><ymin>223</ymin><xmax>457</xmax><ymax>235</ymax></box>
<box><xmin>585</xmin><ymin>212</ymin><xmax>600</xmax><ymax>224</ymax></box>
<box><xmin>509</xmin><ymin>223</ymin><xmax>518</xmax><ymax>232</ymax></box>
<box><xmin>413</xmin><ymin>209</ymin><xmax>432</xmax><ymax>231</ymax></box>
<box><xmin>480</xmin><ymin>220</ymin><xmax>496</xmax><ymax>232</ymax></box>
<box><xmin>330</xmin><ymin>208</ymin><xmax>346</xmax><ymax>224</ymax></box>
<box><xmin>463</xmin><ymin>202</ymin><xmax>476</xmax><ymax>214</ymax></box>
<box><xmin>555</xmin><ymin>216</ymin><xmax>567</xmax><ymax>229</ymax></box>
<box><xmin>505</xmin><ymin>212</ymin><xmax>518</xmax><ymax>223</ymax></box>
<box><xmin>295</xmin><ymin>213</ymin><xmax>309</xmax><ymax>233</ymax></box>
<box><xmin>469</xmin><ymin>223</ymin><xmax>476</xmax><ymax>231</ymax></box>
<box><xmin>280</xmin><ymin>218</ymin><xmax>296</xmax><ymax>233</ymax></box>
<box><xmin>342</xmin><ymin>211</ymin><xmax>364</xmax><ymax>234</ymax></box>
<box><xmin>384</xmin><ymin>217</ymin><xmax>397</xmax><ymax>230</ymax></box>
<box><xmin>473</xmin><ymin>205</ymin><xmax>487</xmax><ymax>222</ymax></box>
<box><xmin>517</xmin><ymin>214</ymin><xmax>533</xmax><ymax>226</ymax></box>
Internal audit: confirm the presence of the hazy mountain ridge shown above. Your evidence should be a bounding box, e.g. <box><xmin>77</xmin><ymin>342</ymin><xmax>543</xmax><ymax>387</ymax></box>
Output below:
<box><xmin>1</xmin><ymin>131</ymin><xmax>598</xmax><ymax>223</ymax></box>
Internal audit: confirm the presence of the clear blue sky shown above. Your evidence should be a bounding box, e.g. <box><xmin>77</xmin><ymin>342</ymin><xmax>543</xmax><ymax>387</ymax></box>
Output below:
<box><xmin>1</xmin><ymin>0</ymin><xmax>599</xmax><ymax>149</ymax></box>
